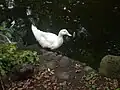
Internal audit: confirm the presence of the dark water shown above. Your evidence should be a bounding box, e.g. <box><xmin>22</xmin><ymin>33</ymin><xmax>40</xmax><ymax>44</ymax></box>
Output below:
<box><xmin>0</xmin><ymin>0</ymin><xmax>120</xmax><ymax>69</ymax></box>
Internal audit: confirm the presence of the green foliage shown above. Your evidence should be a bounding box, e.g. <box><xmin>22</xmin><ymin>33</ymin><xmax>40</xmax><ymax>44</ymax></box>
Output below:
<box><xmin>0</xmin><ymin>21</ymin><xmax>14</xmax><ymax>40</ymax></box>
<box><xmin>116</xmin><ymin>88</ymin><xmax>120</xmax><ymax>90</ymax></box>
<box><xmin>0</xmin><ymin>43</ymin><xmax>17</xmax><ymax>53</ymax></box>
<box><xmin>0</xmin><ymin>43</ymin><xmax>39</xmax><ymax>76</ymax></box>
<box><xmin>0</xmin><ymin>20</ymin><xmax>27</xmax><ymax>44</ymax></box>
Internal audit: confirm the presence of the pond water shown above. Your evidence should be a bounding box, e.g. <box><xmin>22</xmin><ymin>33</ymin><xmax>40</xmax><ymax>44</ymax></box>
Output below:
<box><xmin>0</xmin><ymin>0</ymin><xmax>120</xmax><ymax>69</ymax></box>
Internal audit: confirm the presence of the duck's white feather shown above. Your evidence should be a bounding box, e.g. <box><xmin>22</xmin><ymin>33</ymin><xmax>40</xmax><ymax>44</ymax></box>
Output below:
<box><xmin>31</xmin><ymin>25</ymin><xmax>71</xmax><ymax>50</ymax></box>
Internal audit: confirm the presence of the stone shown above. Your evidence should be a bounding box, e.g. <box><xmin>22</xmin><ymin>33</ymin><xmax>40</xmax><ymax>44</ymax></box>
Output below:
<box><xmin>43</xmin><ymin>51</ymin><xmax>54</xmax><ymax>56</ymax></box>
<box><xmin>10</xmin><ymin>64</ymin><xmax>34</xmax><ymax>81</ymax></box>
<box><xmin>47</xmin><ymin>53</ymin><xmax>58</xmax><ymax>61</ymax></box>
<box><xmin>42</xmin><ymin>51</ymin><xmax>58</xmax><ymax>61</ymax></box>
<box><xmin>99</xmin><ymin>55</ymin><xmax>120</xmax><ymax>78</ymax></box>
<box><xmin>60</xmin><ymin>81</ymin><xmax>67</xmax><ymax>86</ymax></box>
<box><xmin>56</xmin><ymin>71</ymin><xmax>69</xmax><ymax>80</ymax></box>
<box><xmin>84</xmin><ymin>66</ymin><xmax>94</xmax><ymax>73</ymax></box>
<box><xmin>59</xmin><ymin>56</ymin><xmax>71</xmax><ymax>67</ymax></box>
<box><xmin>45</xmin><ymin>61</ymin><xmax>57</xmax><ymax>69</ymax></box>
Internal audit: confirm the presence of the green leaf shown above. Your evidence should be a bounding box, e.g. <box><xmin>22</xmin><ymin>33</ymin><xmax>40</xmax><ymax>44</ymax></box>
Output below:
<box><xmin>0</xmin><ymin>43</ymin><xmax>40</xmax><ymax>76</ymax></box>
<box><xmin>116</xmin><ymin>88</ymin><xmax>120</xmax><ymax>90</ymax></box>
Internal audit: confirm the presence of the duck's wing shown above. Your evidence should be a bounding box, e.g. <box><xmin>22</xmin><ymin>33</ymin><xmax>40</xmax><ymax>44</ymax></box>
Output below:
<box><xmin>40</xmin><ymin>32</ymin><xmax>58</xmax><ymax>43</ymax></box>
<box><xmin>36</xmin><ymin>32</ymin><xmax>57</xmax><ymax>48</ymax></box>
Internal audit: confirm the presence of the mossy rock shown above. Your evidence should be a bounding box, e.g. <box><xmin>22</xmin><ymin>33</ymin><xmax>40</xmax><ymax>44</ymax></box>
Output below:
<box><xmin>0</xmin><ymin>43</ymin><xmax>40</xmax><ymax>76</ymax></box>
<box><xmin>99</xmin><ymin>55</ymin><xmax>120</xmax><ymax>78</ymax></box>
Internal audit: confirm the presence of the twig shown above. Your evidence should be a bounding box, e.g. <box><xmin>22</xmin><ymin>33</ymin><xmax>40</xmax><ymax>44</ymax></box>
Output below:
<box><xmin>0</xmin><ymin>33</ymin><xmax>12</xmax><ymax>43</ymax></box>
<box><xmin>0</xmin><ymin>74</ymin><xmax>5</xmax><ymax>90</ymax></box>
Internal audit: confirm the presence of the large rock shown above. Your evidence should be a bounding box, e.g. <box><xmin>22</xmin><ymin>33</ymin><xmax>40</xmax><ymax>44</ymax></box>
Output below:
<box><xmin>99</xmin><ymin>55</ymin><xmax>120</xmax><ymax>78</ymax></box>
<box><xmin>10</xmin><ymin>64</ymin><xmax>35</xmax><ymax>81</ymax></box>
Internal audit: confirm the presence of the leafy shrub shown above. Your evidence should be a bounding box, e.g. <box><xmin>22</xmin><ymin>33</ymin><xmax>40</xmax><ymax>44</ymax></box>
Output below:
<box><xmin>0</xmin><ymin>21</ymin><xmax>15</xmax><ymax>41</ymax></box>
<box><xmin>0</xmin><ymin>19</ymin><xmax>27</xmax><ymax>44</ymax></box>
<box><xmin>0</xmin><ymin>43</ymin><xmax>39</xmax><ymax>76</ymax></box>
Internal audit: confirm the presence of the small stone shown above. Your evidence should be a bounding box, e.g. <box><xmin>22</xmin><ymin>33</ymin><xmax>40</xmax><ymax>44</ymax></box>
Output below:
<box><xmin>47</xmin><ymin>68</ymin><xmax>51</xmax><ymax>72</ymax></box>
<box><xmin>51</xmin><ymin>76</ymin><xmax>56</xmax><ymax>82</ymax></box>
<box><xmin>75</xmin><ymin>69</ymin><xmax>81</xmax><ymax>73</ymax></box>
<box><xmin>43</xmin><ymin>84</ymin><xmax>47</xmax><ymax>88</ymax></box>
<box><xmin>45</xmin><ymin>61</ymin><xmax>56</xmax><ymax>69</ymax></box>
<box><xmin>60</xmin><ymin>81</ymin><xmax>67</xmax><ymax>86</ymax></box>
<box><xmin>44</xmin><ymin>75</ymin><xmax>49</xmax><ymax>78</ymax></box>
<box><xmin>75</xmin><ymin>64</ymin><xmax>81</xmax><ymax>68</ymax></box>
<box><xmin>48</xmin><ymin>82</ymin><xmax>51</xmax><ymax>86</ymax></box>
<box><xmin>63</xmin><ymin>7</ymin><xmax>66</xmax><ymax>10</ymax></box>
<box><xmin>59</xmin><ymin>56</ymin><xmax>71</xmax><ymax>67</ymax></box>
<box><xmin>55</xmin><ymin>54</ymin><xmax>62</xmax><ymax>60</ymax></box>
<box><xmin>50</xmin><ymin>70</ymin><xmax>55</xmax><ymax>75</ymax></box>
<box><xmin>84</xmin><ymin>66</ymin><xmax>94</xmax><ymax>73</ymax></box>
<box><xmin>36</xmin><ymin>76</ymin><xmax>40</xmax><ymax>80</ymax></box>
<box><xmin>17</xmin><ymin>88</ymin><xmax>23</xmax><ymax>90</ymax></box>
<box><xmin>56</xmin><ymin>71</ymin><xmax>69</xmax><ymax>80</ymax></box>
<box><xmin>54</xmin><ymin>86</ymin><xmax>57</xmax><ymax>90</ymax></box>
<box><xmin>43</xmin><ymin>51</ymin><xmax>53</xmax><ymax>57</ymax></box>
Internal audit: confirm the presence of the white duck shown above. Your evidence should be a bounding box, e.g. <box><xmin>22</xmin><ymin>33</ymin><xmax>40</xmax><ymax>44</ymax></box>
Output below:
<box><xmin>31</xmin><ymin>25</ymin><xmax>72</xmax><ymax>50</ymax></box>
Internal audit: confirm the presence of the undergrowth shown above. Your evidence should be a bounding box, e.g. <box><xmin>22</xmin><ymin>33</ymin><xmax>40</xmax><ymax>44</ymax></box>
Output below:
<box><xmin>0</xmin><ymin>43</ymin><xmax>39</xmax><ymax>76</ymax></box>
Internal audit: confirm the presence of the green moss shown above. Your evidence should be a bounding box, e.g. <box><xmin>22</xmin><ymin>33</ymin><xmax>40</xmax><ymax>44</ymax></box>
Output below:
<box><xmin>0</xmin><ymin>43</ymin><xmax>40</xmax><ymax>76</ymax></box>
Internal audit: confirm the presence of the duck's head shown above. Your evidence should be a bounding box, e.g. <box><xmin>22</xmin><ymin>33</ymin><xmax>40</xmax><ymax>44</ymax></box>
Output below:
<box><xmin>59</xmin><ymin>29</ymin><xmax>72</xmax><ymax>37</ymax></box>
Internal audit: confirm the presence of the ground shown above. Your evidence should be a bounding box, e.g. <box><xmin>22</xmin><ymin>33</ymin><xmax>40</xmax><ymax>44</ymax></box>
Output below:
<box><xmin>2</xmin><ymin>44</ymin><xmax>120</xmax><ymax>90</ymax></box>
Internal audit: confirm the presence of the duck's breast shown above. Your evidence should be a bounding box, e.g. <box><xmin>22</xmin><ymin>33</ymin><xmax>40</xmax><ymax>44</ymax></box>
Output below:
<box><xmin>50</xmin><ymin>37</ymin><xmax>63</xmax><ymax>49</ymax></box>
<box><xmin>37</xmin><ymin>32</ymin><xmax>57</xmax><ymax>48</ymax></box>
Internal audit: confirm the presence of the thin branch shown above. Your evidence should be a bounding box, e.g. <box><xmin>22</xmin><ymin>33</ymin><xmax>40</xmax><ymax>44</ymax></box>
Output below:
<box><xmin>0</xmin><ymin>33</ymin><xmax>12</xmax><ymax>43</ymax></box>
<box><xmin>0</xmin><ymin>74</ymin><xmax>5</xmax><ymax>90</ymax></box>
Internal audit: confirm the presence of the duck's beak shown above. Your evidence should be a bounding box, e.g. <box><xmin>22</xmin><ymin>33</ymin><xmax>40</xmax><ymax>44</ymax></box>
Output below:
<box><xmin>67</xmin><ymin>33</ymin><xmax>72</xmax><ymax>36</ymax></box>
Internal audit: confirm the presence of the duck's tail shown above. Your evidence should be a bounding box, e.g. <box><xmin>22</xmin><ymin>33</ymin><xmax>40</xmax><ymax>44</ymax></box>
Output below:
<box><xmin>31</xmin><ymin>24</ymin><xmax>39</xmax><ymax>31</ymax></box>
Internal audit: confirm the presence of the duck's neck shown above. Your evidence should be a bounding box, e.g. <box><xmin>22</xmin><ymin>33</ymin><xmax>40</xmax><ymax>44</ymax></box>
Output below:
<box><xmin>32</xmin><ymin>25</ymin><xmax>39</xmax><ymax>32</ymax></box>
<box><xmin>57</xmin><ymin>33</ymin><xmax>64</xmax><ymax>46</ymax></box>
<box><xmin>58</xmin><ymin>33</ymin><xmax>63</xmax><ymax>38</ymax></box>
